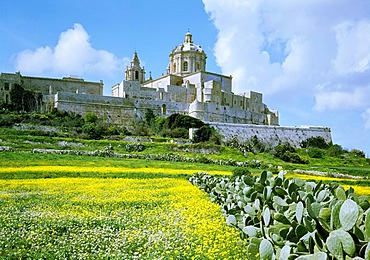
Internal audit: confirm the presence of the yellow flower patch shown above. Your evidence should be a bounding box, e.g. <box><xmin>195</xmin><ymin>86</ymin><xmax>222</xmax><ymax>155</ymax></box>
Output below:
<box><xmin>0</xmin><ymin>177</ymin><xmax>246</xmax><ymax>258</ymax></box>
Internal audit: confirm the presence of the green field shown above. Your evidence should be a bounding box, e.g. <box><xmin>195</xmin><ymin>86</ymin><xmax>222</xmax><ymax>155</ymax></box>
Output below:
<box><xmin>1</xmin><ymin>129</ymin><xmax>370</xmax><ymax>259</ymax></box>
<box><xmin>0</xmin><ymin>152</ymin><xmax>249</xmax><ymax>259</ymax></box>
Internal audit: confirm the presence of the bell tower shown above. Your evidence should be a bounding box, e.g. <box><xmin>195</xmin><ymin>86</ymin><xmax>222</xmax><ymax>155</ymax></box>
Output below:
<box><xmin>125</xmin><ymin>51</ymin><xmax>146</xmax><ymax>83</ymax></box>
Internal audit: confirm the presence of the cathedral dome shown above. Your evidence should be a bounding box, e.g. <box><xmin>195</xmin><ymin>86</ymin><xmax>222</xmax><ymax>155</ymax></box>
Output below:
<box><xmin>168</xmin><ymin>32</ymin><xmax>207</xmax><ymax>76</ymax></box>
<box><xmin>171</xmin><ymin>32</ymin><xmax>204</xmax><ymax>54</ymax></box>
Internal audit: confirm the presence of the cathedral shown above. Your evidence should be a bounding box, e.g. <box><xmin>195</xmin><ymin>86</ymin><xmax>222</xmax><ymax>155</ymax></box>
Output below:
<box><xmin>1</xmin><ymin>32</ymin><xmax>278</xmax><ymax>126</ymax></box>
<box><xmin>112</xmin><ymin>32</ymin><xmax>279</xmax><ymax>126</ymax></box>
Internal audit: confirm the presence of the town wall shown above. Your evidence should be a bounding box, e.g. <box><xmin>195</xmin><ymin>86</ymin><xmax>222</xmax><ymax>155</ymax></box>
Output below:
<box><xmin>189</xmin><ymin>101</ymin><xmax>268</xmax><ymax>125</ymax></box>
<box><xmin>209</xmin><ymin>122</ymin><xmax>332</xmax><ymax>148</ymax></box>
<box><xmin>0</xmin><ymin>72</ymin><xmax>103</xmax><ymax>106</ymax></box>
<box><xmin>53</xmin><ymin>92</ymin><xmax>190</xmax><ymax>124</ymax></box>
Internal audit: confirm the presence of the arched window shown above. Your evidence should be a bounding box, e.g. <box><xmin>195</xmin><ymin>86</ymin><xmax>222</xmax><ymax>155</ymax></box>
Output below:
<box><xmin>135</xmin><ymin>71</ymin><xmax>139</xmax><ymax>80</ymax></box>
<box><xmin>173</xmin><ymin>63</ymin><xmax>177</xmax><ymax>73</ymax></box>
<box><xmin>183</xmin><ymin>61</ymin><xmax>188</xmax><ymax>71</ymax></box>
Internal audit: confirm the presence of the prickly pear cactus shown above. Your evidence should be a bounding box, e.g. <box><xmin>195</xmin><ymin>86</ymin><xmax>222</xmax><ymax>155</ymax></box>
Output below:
<box><xmin>189</xmin><ymin>170</ymin><xmax>370</xmax><ymax>259</ymax></box>
<box><xmin>339</xmin><ymin>199</ymin><xmax>359</xmax><ymax>231</ymax></box>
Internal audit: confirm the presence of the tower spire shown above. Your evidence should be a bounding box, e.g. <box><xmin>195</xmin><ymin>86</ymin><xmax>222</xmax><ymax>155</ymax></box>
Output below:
<box><xmin>125</xmin><ymin>50</ymin><xmax>146</xmax><ymax>83</ymax></box>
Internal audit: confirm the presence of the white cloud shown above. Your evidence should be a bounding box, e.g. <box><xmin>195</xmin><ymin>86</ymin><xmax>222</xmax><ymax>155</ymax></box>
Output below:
<box><xmin>314</xmin><ymin>87</ymin><xmax>370</xmax><ymax>112</ymax></box>
<box><xmin>333</xmin><ymin>20</ymin><xmax>370</xmax><ymax>75</ymax></box>
<box><xmin>15</xmin><ymin>23</ymin><xmax>126</xmax><ymax>78</ymax></box>
<box><xmin>202</xmin><ymin>0</ymin><xmax>370</xmax><ymax>124</ymax></box>
<box><xmin>362</xmin><ymin>108</ymin><xmax>370</xmax><ymax>130</ymax></box>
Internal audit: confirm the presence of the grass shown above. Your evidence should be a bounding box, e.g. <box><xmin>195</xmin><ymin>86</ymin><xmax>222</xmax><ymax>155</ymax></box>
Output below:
<box><xmin>0</xmin><ymin>152</ymin><xmax>234</xmax><ymax>176</ymax></box>
<box><xmin>1</xmin><ymin>127</ymin><xmax>370</xmax><ymax>258</ymax></box>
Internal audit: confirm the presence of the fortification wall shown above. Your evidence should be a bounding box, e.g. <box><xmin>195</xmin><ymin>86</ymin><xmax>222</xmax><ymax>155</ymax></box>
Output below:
<box><xmin>0</xmin><ymin>72</ymin><xmax>103</xmax><ymax>96</ymax></box>
<box><xmin>189</xmin><ymin>102</ymin><xmax>267</xmax><ymax>125</ymax></box>
<box><xmin>209</xmin><ymin>122</ymin><xmax>332</xmax><ymax>147</ymax></box>
<box><xmin>53</xmin><ymin>92</ymin><xmax>189</xmax><ymax>124</ymax></box>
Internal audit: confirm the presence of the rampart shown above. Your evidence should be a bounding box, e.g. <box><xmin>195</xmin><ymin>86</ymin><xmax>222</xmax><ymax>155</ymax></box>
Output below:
<box><xmin>53</xmin><ymin>92</ymin><xmax>189</xmax><ymax>124</ymax></box>
<box><xmin>209</xmin><ymin>122</ymin><xmax>332</xmax><ymax>148</ymax></box>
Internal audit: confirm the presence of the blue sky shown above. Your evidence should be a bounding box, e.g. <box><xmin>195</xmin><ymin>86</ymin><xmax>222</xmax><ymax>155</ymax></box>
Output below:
<box><xmin>1</xmin><ymin>0</ymin><xmax>370</xmax><ymax>157</ymax></box>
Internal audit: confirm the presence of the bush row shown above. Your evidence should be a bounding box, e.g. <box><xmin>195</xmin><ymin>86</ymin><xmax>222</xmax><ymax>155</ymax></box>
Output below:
<box><xmin>30</xmin><ymin>147</ymin><xmax>262</xmax><ymax>168</ymax></box>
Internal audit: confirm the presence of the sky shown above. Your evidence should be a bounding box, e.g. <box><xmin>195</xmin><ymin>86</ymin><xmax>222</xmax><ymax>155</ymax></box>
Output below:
<box><xmin>1</xmin><ymin>0</ymin><xmax>370</xmax><ymax>157</ymax></box>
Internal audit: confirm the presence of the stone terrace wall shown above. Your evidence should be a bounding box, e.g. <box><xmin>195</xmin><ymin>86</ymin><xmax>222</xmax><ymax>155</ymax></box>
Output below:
<box><xmin>209</xmin><ymin>122</ymin><xmax>332</xmax><ymax>148</ymax></box>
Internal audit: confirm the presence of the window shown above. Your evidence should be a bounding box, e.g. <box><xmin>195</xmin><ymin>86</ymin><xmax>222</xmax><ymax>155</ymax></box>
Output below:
<box><xmin>4</xmin><ymin>83</ymin><xmax>10</xmax><ymax>91</ymax></box>
<box><xmin>161</xmin><ymin>104</ymin><xmax>167</xmax><ymax>115</ymax></box>
<box><xmin>159</xmin><ymin>92</ymin><xmax>163</xmax><ymax>100</ymax></box>
<box><xmin>183</xmin><ymin>61</ymin><xmax>188</xmax><ymax>71</ymax></box>
<box><xmin>173</xmin><ymin>63</ymin><xmax>177</xmax><ymax>73</ymax></box>
<box><xmin>135</xmin><ymin>71</ymin><xmax>139</xmax><ymax>80</ymax></box>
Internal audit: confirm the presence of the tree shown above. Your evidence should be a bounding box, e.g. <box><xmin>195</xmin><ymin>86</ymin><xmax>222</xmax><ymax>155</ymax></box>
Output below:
<box><xmin>193</xmin><ymin>125</ymin><xmax>213</xmax><ymax>143</ymax></box>
<box><xmin>10</xmin><ymin>84</ymin><xmax>25</xmax><ymax>111</ymax></box>
<box><xmin>164</xmin><ymin>114</ymin><xmax>204</xmax><ymax>130</ymax></box>
<box><xmin>9</xmin><ymin>84</ymin><xmax>40</xmax><ymax>112</ymax></box>
<box><xmin>144</xmin><ymin>109</ymin><xmax>156</xmax><ymax>127</ymax></box>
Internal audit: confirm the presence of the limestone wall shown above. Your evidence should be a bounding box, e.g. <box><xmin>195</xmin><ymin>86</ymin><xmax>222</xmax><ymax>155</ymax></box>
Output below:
<box><xmin>189</xmin><ymin>102</ymin><xmax>267</xmax><ymax>125</ymax></box>
<box><xmin>209</xmin><ymin>122</ymin><xmax>332</xmax><ymax>147</ymax></box>
<box><xmin>0</xmin><ymin>72</ymin><xmax>103</xmax><ymax>101</ymax></box>
<box><xmin>54</xmin><ymin>92</ymin><xmax>190</xmax><ymax>125</ymax></box>
<box><xmin>22</xmin><ymin>77</ymin><xmax>103</xmax><ymax>95</ymax></box>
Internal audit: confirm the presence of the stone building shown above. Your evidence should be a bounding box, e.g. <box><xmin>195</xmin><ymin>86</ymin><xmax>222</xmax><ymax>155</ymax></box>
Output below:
<box><xmin>0</xmin><ymin>71</ymin><xmax>103</xmax><ymax>110</ymax></box>
<box><xmin>1</xmin><ymin>32</ymin><xmax>278</xmax><ymax>126</ymax></box>
<box><xmin>0</xmin><ymin>32</ymin><xmax>332</xmax><ymax>146</ymax></box>
<box><xmin>112</xmin><ymin>32</ymin><xmax>279</xmax><ymax>125</ymax></box>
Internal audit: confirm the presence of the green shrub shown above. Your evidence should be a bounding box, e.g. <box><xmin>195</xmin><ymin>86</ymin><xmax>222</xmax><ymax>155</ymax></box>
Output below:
<box><xmin>230</xmin><ymin>167</ymin><xmax>251</xmax><ymax>181</ymax></box>
<box><xmin>274</xmin><ymin>143</ymin><xmax>308</xmax><ymax>164</ymax></box>
<box><xmin>0</xmin><ymin>115</ymin><xmax>15</xmax><ymax>127</ymax></box>
<box><xmin>193</xmin><ymin>125</ymin><xmax>221</xmax><ymax>144</ymax></box>
<box><xmin>161</xmin><ymin>127</ymin><xmax>188</xmax><ymax>139</ymax></box>
<box><xmin>307</xmin><ymin>148</ymin><xmax>325</xmax><ymax>158</ymax></box>
<box><xmin>84</xmin><ymin>112</ymin><xmax>98</xmax><ymax>123</ymax></box>
<box><xmin>225</xmin><ymin>135</ymin><xmax>267</xmax><ymax>155</ymax></box>
<box><xmin>301</xmin><ymin>136</ymin><xmax>330</xmax><ymax>149</ymax></box>
<box><xmin>288</xmin><ymin>152</ymin><xmax>309</xmax><ymax>164</ymax></box>
<box><xmin>327</xmin><ymin>144</ymin><xmax>345</xmax><ymax>157</ymax></box>
<box><xmin>82</xmin><ymin>123</ymin><xmax>104</xmax><ymax>139</ymax></box>
<box><xmin>132</xmin><ymin>125</ymin><xmax>151</xmax><ymax>137</ymax></box>
<box><xmin>351</xmin><ymin>149</ymin><xmax>366</xmax><ymax>158</ymax></box>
